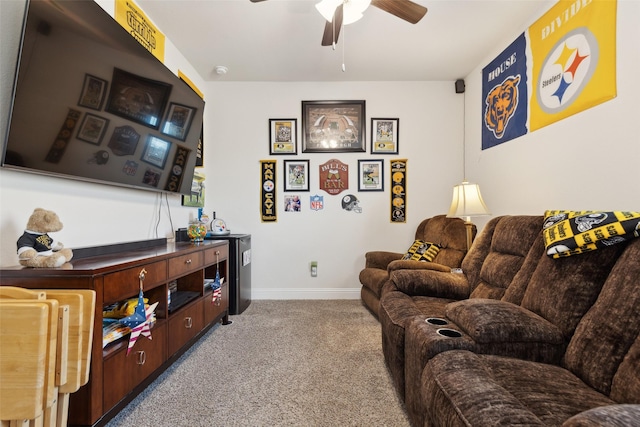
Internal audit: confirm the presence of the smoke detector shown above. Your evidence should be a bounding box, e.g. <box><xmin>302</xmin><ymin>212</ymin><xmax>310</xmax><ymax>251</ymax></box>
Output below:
<box><xmin>214</xmin><ymin>65</ymin><xmax>228</xmax><ymax>75</ymax></box>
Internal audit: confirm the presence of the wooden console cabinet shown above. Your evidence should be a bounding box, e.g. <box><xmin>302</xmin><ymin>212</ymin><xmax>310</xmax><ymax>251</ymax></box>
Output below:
<box><xmin>0</xmin><ymin>240</ymin><xmax>230</xmax><ymax>427</ymax></box>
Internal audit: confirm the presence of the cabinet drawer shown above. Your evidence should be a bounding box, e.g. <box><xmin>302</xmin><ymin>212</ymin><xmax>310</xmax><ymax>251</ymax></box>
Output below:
<box><xmin>168</xmin><ymin>252</ymin><xmax>203</xmax><ymax>279</ymax></box>
<box><xmin>168</xmin><ymin>299</ymin><xmax>204</xmax><ymax>355</ymax></box>
<box><xmin>205</xmin><ymin>244</ymin><xmax>229</xmax><ymax>265</ymax></box>
<box><xmin>103</xmin><ymin>322</ymin><xmax>167</xmax><ymax>411</ymax></box>
<box><xmin>103</xmin><ymin>260</ymin><xmax>167</xmax><ymax>304</ymax></box>
<box><xmin>204</xmin><ymin>283</ymin><xmax>228</xmax><ymax>325</ymax></box>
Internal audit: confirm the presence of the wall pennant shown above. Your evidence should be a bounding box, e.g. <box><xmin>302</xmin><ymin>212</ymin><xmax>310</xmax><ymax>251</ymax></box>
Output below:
<box><xmin>319</xmin><ymin>158</ymin><xmax>348</xmax><ymax>196</ymax></box>
<box><xmin>390</xmin><ymin>159</ymin><xmax>407</xmax><ymax>223</ymax></box>
<box><xmin>260</xmin><ymin>160</ymin><xmax>277</xmax><ymax>222</ymax></box>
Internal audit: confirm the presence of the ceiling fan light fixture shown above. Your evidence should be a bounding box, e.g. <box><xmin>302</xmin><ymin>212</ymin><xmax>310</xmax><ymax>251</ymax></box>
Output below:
<box><xmin>316</xmin><ymin>0</ymin><xmax>371</xmax><ymax>24</ymax></box>
<box><xmin>315</xmin><ymin>0</ymin><xmax>342</xmax><ymax>22</ymax></box>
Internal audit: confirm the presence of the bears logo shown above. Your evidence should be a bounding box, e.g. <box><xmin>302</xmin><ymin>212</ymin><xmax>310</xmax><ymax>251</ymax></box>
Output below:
<box><xmin>484</xmin><ymin>75</ymin><xmax>521</xmax><ymax>139</ymax></box>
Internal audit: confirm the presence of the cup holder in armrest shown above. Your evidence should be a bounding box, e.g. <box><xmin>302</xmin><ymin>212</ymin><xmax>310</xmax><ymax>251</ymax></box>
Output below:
<box><xmin>436</xmin><ymin>328</ymin><xmax>462</xmax><ymax>338</ymax></box>
<box><xmin>425</xmin><ymin>317</ymin><xmax>448</xmax><ymax>326</ymax></box>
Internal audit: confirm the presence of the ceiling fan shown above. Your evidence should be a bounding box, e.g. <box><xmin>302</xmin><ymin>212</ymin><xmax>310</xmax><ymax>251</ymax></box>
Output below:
<box><xmin>249</xmin><ymin>0</ymin><xmax>428</xmax><ymax>47</ymax></box>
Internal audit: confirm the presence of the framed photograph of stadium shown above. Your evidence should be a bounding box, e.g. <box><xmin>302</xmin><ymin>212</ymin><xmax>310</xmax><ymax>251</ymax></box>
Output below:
<box><xmin>284</xmin><ymin>159</ymin><xmax>309</xmax><ymax>192</ymax></box>
<box><xmin>269</xmin><ymin>119</ymin><xmax>297</xmax><ymax>154</ymax></box>
<box><xmin>371</xmin><ymin>118</ymin><xmax>399</xmax><ymax>154</ymax></box>
<box><xmin>358</xmin><ymin>159</ymin><xmax>384</xmax><ymax>191</ymax></box>
<box><xmin>301</xmin><ymin>100</ymin><xmax>366</xmax><ymax>153</ymax></box>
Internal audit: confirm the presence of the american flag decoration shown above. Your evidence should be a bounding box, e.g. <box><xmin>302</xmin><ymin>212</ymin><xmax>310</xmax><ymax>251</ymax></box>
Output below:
<box><xmin>119</xmin><ymin>268</ymin><xmax>157</xmax><ymax>355</ymax></box>
<box><xmin>212</xmin><ymin>251</ymin><xmax>222</xmax><ymax>305</ymax></box>
<box><xmin>126</xmin><ymin>301</ymin><xmax>158</xmax><ymax>355</ymax></box>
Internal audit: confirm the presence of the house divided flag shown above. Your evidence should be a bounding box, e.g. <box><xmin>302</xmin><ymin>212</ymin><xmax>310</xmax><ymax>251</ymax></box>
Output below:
<box><xmin>481</xmin><ymin>0</ymin><xmax>617</xmax><ymax>149</ymax></box>
<box><xmin>528</xmin><ymin>0</ymin><xmax>617</xmax><ymax>131</ymax></box>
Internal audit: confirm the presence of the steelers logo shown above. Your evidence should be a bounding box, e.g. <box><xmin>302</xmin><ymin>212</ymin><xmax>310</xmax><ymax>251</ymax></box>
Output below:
<box><xmin>263</xmin><ymin>180</ymin><xmax>274</xmax><ymax>192</ymax></box>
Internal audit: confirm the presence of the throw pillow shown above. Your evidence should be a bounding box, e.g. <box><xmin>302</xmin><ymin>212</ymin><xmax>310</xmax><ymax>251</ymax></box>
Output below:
<box><xmin>402</xmin><ymin>240</ymin><xmax>440</xmax><ymax>262</ymax></box>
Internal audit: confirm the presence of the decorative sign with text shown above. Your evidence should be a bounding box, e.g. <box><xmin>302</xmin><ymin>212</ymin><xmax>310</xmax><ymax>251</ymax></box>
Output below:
<box><xmin>319</xmin><ymin>159</ymin><xmax>348</xmax><ymax>196</ymax></box>
<box><xmin>260</xmin><ymin>160</ymin><xmax>277</xmax><ymax>222</ymax></box>
<box><xmin>115</xmin><ymin>0</ymin><xmax>166</xmax><ymax>62</ymax></box>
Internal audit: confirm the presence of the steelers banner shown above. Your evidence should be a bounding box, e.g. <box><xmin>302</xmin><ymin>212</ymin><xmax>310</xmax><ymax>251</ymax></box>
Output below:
<box><xmin>542</xmin><ymin>210</ymin><xmax>640</xmax><ymax>258</ymax></box>
<box><xmin>529</xmin><ymin>0</ymin><xmax>617</xmax><ymax>131</ymax></box>
<box><xmin>115</xmin><ymin>0</ymin><xmax>166</xmax><ymax>62</ymax></box>
<box><xmin>390</xmin><ymin>159</ymin><xmax>407</xmax><ymax>223</ymax></box>
<box><xmin>260</xmin><ymin>160</ymin><xmax>277</xmax><ymax>222</ymax></box>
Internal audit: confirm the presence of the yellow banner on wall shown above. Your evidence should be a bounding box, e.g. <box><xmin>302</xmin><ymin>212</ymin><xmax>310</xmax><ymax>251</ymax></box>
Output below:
<box><xmin>528</xmin><ymin>0</ymin><xmax>616</xmax><ymax>131</ymax></box>
<box><xmin>115</xmin><ymin>0</ymin><xmax>166</xmax><ymax>63</ymax></box>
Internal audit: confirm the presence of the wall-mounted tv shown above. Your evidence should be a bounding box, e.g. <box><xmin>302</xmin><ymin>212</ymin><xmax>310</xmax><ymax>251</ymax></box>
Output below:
<box><xmin>2</xmin><ymin>0</ymin><xmax>204</xmax><ymax>195</ymax></box>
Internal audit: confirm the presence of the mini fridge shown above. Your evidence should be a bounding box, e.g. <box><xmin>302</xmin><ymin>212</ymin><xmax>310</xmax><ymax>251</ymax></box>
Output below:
<box><xmin>211</xmin><ymin>234</ymin><xmax>251</xmax><ymax>315</ymax></box>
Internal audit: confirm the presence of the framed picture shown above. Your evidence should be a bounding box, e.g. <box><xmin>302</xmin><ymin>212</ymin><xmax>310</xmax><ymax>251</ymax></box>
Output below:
<box><xmin>141</xmin><ymin>135</ymin><xmax>171</xmax><ymax>169</ymax></box>
<box><xmin>161</xmin><ymin>102</ymin><xmax>196</xmax><ymax>141</ymax></box>
<box><xmin>371</xmin><ymin>118</ymin><xmax>399</xmax><ymax>154</ymax></box>
<box><xmin>301</xmin><ymin>100</ymin><xmax>366</xmax><ymax>153</ymax></box>
<box><xmin>105</xmin><ymin>68</ymin><xmax>172</xmax><ymax>129</ymax></box>
<box><xmin>269</xmin><ymin>119</ymin><xmax>297</xmax><ymax>155</ymax></box>
<box><xmin>284</xmin><ymin>159</ymin><xmax>310</xmax><ymax>192</ymax></box>
<box><xmin>78</xmin><ymin>74</ymin><xmax>108</xmax><ymax>110</ymax></box>
<box><xmin>77</xmin><ymin>113</ymin><xmax>110</xmax><ymax>145</ymax></box>
<box><xmin>358</xmin><ymin>159</ymin><xmax>384</xmax><ymax>191</ymax></box>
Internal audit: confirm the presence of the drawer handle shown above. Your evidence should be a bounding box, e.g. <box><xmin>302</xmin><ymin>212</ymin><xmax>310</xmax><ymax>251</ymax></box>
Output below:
<box><xmin>184</xmin><ymin>317</ymin><xmax>193</xmax><ymax>328</ymax></box>
<box><xmin>137</xmin><ymin>351</ymin><xmax>146</xmax><ymax>366</ymax></box>
<box><xmin>185</xmin><ymin>259</ymin><xmax>192</xmax><ymax>264</ymax></box>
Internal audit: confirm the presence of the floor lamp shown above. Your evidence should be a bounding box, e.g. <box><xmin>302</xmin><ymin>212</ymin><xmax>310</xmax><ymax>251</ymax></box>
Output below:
<box><xmin>447</xmin><ymin>181</ymin><xmax>491</xmax><ymax>251</ymax></box>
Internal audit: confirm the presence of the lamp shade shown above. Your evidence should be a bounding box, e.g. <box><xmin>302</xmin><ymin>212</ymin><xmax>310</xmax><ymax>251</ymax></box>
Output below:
<box><xmin>447</xmin><ymin>181</ymin><xmax>491</xmax><ymax>221</ymax></box>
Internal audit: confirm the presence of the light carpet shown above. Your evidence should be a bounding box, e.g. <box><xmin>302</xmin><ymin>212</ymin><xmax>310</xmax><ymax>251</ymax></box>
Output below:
<box><xmin>105</xmin><ymin>300</ymin><xmax>410</xmax><ymax>427</ymax></box>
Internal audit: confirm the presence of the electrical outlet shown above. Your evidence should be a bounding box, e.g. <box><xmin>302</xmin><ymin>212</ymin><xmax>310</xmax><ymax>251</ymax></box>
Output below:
<box><xmin>310</xmin><ymin>261</ymin><xmax>317</xmax><ymax>277</ymax></box>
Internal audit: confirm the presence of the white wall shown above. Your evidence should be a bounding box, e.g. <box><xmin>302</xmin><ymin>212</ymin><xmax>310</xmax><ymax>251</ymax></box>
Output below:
<box><xmin>464</xmin><ymin>0</ymin><xmax>640</xmax><ymax>231</ymax></box>
<box><xmin>203</xmin><ymin>81</ymin><xmax>462</xmax><ymax>298</ymax></box>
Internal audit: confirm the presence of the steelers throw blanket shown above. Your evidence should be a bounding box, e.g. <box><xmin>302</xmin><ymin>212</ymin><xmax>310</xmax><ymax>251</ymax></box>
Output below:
<box><xmin>542</xmin><ymin>210</ymin><xmax>640</xmax><ymax>258</ymax></box>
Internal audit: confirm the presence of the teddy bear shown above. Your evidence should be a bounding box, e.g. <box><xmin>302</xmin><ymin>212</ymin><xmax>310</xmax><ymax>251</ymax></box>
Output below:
<box><xmin>16</xmin><ymin>208</ymin><xmax>73</xmax><ymax>268</ymax></box>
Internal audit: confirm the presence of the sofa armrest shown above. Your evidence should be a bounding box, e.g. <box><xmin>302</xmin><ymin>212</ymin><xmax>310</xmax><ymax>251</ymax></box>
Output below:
<box><xmin>389</xmin><ymin>269</ymin><xmax>470</xmax><ymax>299</ymax></box>
<box><xmin>387</xmin><ymin>259</ymin><xmax>453</xmax><ymax>273</ymax></box>
<box><xmin>561</xmin><ymin>404</ymin><xmax>640</xmax><ymax>426</ymax></box>
<box><xmin>446</xmin><ymin>299</ymin><xmax>564</xmax><ymax>344</ymax></box>
<box><xmin>364</xmin><ymin>251</ymin><xmax>403</xmax><ymax>270</ymax></box>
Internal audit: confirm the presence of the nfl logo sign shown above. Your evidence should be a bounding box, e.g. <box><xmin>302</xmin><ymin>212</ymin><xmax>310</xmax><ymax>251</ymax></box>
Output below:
<box><xmin>310</xmin><ymin>194</ymin><xmax>324</xmax><ymax>211</ymax></box>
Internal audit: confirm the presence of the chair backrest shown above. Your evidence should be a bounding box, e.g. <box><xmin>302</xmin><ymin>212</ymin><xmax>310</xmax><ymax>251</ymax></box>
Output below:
<box><xmin>467</xmin><ymin>215</ymin><xmax>544</xmax><ymax>300</ymax></box>
<box><xmin>519</xmin><ymin>237</ymin><xmax>627</xmax><ymax>342</ymax></box>
<box><xmin>561</xmin><ymin>237</ymin><xmax>640</xmax><ymax>402</ymax></box>
<box><xmin>414</xmin><ymin>215</ymin><xmax>470</xmax><ymax>269</ymax></box>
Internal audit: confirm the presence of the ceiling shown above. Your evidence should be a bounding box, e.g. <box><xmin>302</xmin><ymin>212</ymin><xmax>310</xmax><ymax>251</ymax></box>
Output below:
<box><xmin>135</xmin><ymin>0</ymin><xmax>552</xmax><ymax>82</ymax></box>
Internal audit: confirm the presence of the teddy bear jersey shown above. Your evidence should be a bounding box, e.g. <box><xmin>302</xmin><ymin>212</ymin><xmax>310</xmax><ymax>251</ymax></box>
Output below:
<box><xmin>17</xmin><ymin>231</ymin><xmax>55</xmax><ymax>257</ymax></box>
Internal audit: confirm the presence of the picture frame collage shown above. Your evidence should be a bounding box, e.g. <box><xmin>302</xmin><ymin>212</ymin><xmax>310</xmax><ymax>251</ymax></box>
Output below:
<box><xmin>269</xmin><ymin>100</ymin><xmax>398</xmax><ymax>197</ymax></box>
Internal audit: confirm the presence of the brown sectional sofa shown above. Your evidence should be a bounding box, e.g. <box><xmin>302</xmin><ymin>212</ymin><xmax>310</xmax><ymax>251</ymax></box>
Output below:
<box><xmin>359</xmin><ymin>215</ymin><xmax>471</xmax><ymax>318</ymax></box>
<box><xmin>374</xmin><ymin>214</ymin><xmax>640</xmax><ymax>426</ymax></box>
<box><xmin>379</xmin><ymin>215</ymin><xmax>544</xmax><ymax>401</ymax></box>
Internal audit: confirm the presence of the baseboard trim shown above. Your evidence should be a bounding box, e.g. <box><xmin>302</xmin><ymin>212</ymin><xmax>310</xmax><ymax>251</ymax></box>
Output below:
<box><xmin>251</xmin><ymin>287</ymin><xmax>361</xmax><ymax>300</ymax></box>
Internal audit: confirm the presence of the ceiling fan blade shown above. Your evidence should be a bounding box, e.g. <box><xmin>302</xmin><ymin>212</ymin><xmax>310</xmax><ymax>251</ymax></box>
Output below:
<box><xmin>321</xmin><ymin>4</ymin><xmax>343</xmax><ymax>46</ymax></box>
<box><xmin>371</xmin><ymin>0</ymin><xmax>427</xmax><ymax>24</ymax></box>
<box><xmin>249</xmin><ymin>0</ymin><xmax>269</xmax><ymax>3</ymax></box>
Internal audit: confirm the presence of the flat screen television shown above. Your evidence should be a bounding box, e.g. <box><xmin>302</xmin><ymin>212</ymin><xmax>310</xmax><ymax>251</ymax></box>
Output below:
<box><xmin>2</xmin><ymin>0</ymin><xmax>204</xmax><ymax>195</ymax></box>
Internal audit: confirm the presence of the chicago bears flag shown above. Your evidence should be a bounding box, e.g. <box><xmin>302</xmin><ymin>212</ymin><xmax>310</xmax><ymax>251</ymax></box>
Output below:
<box><xmin>482</xmin><ymin>33</ymin><xmax>529</xmax><ymax>149</ymax></box>
<box><xmin>528</xmin><ymin>0</ymin><xmax>617</xmax><ymax>131</ymax></box>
